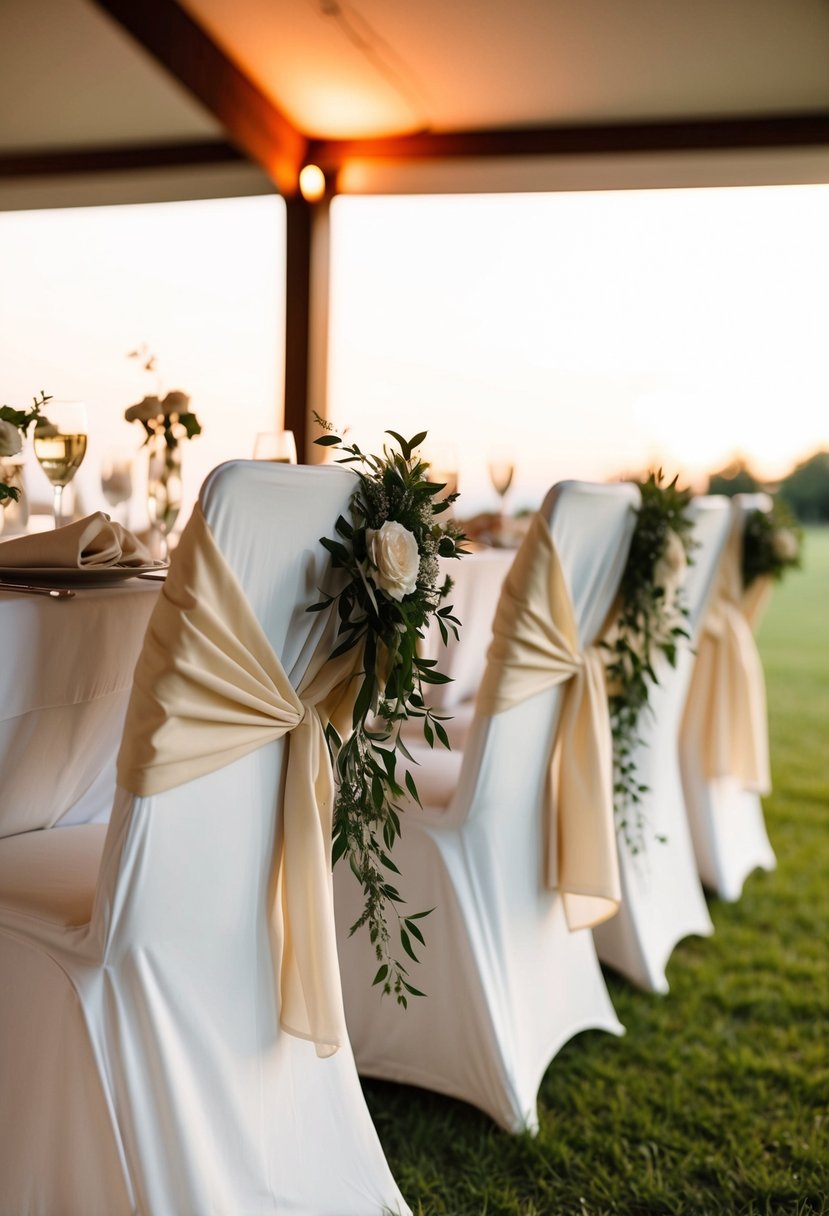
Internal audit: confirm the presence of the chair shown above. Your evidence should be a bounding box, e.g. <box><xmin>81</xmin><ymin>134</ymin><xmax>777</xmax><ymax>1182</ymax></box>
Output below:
<box><xmin>593</xmin><ymin>496</ymin><xmax>732</xmax><ymax>991</ymax></box>
<box><xmin>680</xmin><ymin>493</ymin><xmax>776</xmax><ymax>901</ymax></box>
<box><xmin>0</xmin><ymin>461</ymin><xmax>409</xmax><ymax>1216</ymax></box>
<box><xmin>335</xmin><ymin>481</ymin><xmax>639</xmax><ymax>1133</ymax></box>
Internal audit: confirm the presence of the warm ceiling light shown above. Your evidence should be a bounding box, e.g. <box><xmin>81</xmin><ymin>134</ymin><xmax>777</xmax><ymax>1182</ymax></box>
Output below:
<box><xmin>299</xmin><ymin>164</ymin><xmax>327</xmax><ymax>202</ymax></box>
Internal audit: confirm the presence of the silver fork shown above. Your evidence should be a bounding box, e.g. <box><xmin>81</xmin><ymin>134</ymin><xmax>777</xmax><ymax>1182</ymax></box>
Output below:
<box><xmin>0</xmin><ymin>580</ymin><xmax>75</xmax><ymax>599</ymax></box>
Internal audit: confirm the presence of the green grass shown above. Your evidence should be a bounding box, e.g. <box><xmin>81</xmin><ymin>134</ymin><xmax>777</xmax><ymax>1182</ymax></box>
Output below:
<box><xmin>364</xmin><ymin>528</ymin><xmax>829</xmax><ymax>1216</ymax></box>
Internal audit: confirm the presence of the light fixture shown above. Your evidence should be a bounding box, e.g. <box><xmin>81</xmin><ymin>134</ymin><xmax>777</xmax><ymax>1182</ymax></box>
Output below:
<box><xmin>299</xmin><ymin>164</ymin><xmax>327</xmax><ymax>203</ymax></box>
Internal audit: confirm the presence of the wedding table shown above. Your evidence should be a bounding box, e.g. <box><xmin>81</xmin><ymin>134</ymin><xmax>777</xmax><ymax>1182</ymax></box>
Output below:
<box><xmin>0</xmin><ymin>578</ymin><xmax>160</xmax><ymax>837</ymax></box>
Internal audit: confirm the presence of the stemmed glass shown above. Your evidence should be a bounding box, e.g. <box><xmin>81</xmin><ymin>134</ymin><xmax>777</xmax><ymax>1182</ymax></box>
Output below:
<box><xmin>33</xmin><ymin>401</ymin><xmax>88</xmax><ymax>529</ymax></box>
<box><xmin>423</xmin><ymin>441</ymin><xmax>459</xmax><ymax>508</ymax></box>
<box><xmin>488</xmin><ymin>450</ymin><xmax>515</xmax><ymax>531</ymax></box>
<box><xmin>253</xmin><ymin>431</ymin><xmax>297</xmax><ymax>463</ymax></box>
<box><xmin>100</xmin><ymin>452</ymin><xmax>134</xmax><ymax>525</ymax></box>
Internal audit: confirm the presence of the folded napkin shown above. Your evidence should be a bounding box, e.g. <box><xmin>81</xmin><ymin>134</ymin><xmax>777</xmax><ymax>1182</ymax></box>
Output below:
<box><xmin>0</xmin><ymin>513</ymin><xmax>154</xmax><ymax>569</ymax></box>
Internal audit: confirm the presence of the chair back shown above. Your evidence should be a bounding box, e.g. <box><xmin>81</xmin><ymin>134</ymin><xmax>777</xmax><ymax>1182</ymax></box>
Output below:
<box><xmin>451</xmin><ymin>481</ymin><xmax>639</xmax><ymax>847</ymax></box>
<box><xmin>685</xmin><ymin>496</ymin><xmax>734</xmax><ymax>638</ymax></box>
<box><xmin>85</xmin><ymin>462</ymin><xmax>361</xmax><ymax>1208</ymax></box>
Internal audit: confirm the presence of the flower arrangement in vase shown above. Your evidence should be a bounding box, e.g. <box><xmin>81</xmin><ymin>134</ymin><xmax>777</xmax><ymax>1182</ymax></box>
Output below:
<box><xmin>125</xmin><ymin>346</ymin><xmax>201</xmax><ymax>558</ymax></box>
<box><xmin>0</xmin><ymin>391</ymin><xmax>51</xmax><ymax>531</ymax></box>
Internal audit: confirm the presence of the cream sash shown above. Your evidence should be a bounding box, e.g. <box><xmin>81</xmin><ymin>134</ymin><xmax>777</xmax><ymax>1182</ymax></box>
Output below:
<box><xmin>692</xmin><ymin>515</ymin><xmax>771</xmax><ymax>794</ymax></box>
<box><xmin>476</xmin><ymin>512</ymin><xmax>620</xmax><ymax>931</ymax></box>
<box><xmin>117</xmin><ymin>504</ymin><xmax>359</xmax><ymax>1057</ymax></box>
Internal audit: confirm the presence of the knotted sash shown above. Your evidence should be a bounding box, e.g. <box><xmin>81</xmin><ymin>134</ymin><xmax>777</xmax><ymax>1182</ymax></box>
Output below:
<box><xmin>691</xmin><ymin>513</ymin><xmax>771</xmax><ymax>793</ymax></box>
<box><xmin>476</xmin><ymin>512</ymin><xmax>620</xmax><ymax>930</ymax></box>
<box><xmin>117</xmin><ymin>503</ymin><xmax>359</xmax><ymax>1056</ymax></box>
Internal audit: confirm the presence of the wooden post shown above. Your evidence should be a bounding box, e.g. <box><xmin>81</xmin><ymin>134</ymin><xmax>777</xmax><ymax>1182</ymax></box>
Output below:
<box><xmin>284</xmin><ymin>195</ymin><xmax>312</xmax><ymax>460</ymax></box>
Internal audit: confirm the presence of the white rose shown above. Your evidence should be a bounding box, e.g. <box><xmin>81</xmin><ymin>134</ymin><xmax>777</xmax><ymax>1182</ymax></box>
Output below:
<box><xmin>0</xmin><ymin>420</ymin><xmax>22</xmax><ymax>459</ymax></box>
<box><xmin>125</xmin><ymin>395</ymin><xmax>162</xmax><ymax>423</ymax></box>
<box><xmin>654</xmin><ymin>528</ymin><xmax>687</xmax><ymax>596</ymax></box>
<box><xmin>771</xmin><ymin>527</ymin><xmax>799</xmax><ymax>562</ymax></box>
<box><xmin>366</xmin><ymin>520</ymin><xmax>420</xmax><ymax>602</ymax></box>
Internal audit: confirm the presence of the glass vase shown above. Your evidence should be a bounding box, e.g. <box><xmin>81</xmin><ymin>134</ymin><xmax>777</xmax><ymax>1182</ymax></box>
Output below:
<box><xmin>0</xmin><ymin>461</ymin><xmax>28</xmax><ymax>536</ymax></box>
<box><xmin>146</xmin><ymin>434</ymin><xmax>182</xmax><ymax>561</ymax></box>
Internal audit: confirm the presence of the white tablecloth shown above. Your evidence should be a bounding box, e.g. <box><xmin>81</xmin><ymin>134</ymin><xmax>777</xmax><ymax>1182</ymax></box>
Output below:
<box><xmin>0</xmin><ymin>580</ymin><xmax>160</xmax><ymax>837</ymax></box>
<box><xmin>422</xmin><ymin>546</ymin><xmax>516</xmax><ymax>708</ymax></box>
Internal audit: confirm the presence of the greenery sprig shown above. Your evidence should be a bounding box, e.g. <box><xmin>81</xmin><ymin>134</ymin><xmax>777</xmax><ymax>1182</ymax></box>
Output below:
<box><xmin>0</xmin><ymin>390</ymin><xmax>52</xmax><ymax>503</ymax></box>
<box><xmin>311</xmin><ymin>415</ymin><xmax>466</xmax><ymax>1005</ymax></box>
<box><xmin>742</xmin><ymin>500</ymin><xmax>801</xmax><ymax>588</ymax></box>
<box><xmin>604</xmin><ymin>471</ymin><xmax>695</xmax><ymax>855</ymax></box>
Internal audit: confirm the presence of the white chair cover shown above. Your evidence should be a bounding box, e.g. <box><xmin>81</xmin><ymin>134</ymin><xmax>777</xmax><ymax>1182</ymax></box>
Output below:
<box><xmin>0</xmin><ymin>461</ymin><xmax>409</xmax><ymax>1216</ymax></box>
<box><xmin>593</xmin><ymin>496</ymin><xmax>733</xmax><ymax>991</ymax></box>
<box><xmin>335</xmin><ymin>481</ymin><xmax>638</xmax><ymax>1133</ymax></box>
<box><xmin>0</xmin><ymin>583</ymin><xmax>159</xmax><ymax>836</ymax></box>
<box><xmin>680</xmin><ymin>493</ymin><xmax>777</xmax><ymax>901</ymax></box>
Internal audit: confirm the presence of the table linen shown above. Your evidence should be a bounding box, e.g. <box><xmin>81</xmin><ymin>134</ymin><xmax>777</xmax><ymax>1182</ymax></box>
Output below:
<box><xmin>0</xmin><ymin>579</ymin><xmax>159</xmax><ymax>836</ymax></box>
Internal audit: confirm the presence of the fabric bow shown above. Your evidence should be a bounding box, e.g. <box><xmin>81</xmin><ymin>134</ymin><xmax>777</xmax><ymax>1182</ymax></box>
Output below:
<box><xmin>692</xmin><ymin>514</ymin><xmax>771</xmax><ymax>794</ymax></box>
<box><xmin>117</xmin><ymin>504</ymin><xmax>358</xmax><ymax>1057</ymax></box>
<box><xmin>476</xmin><ymin>511</ymin><xmax>620</xmax><ymax>931</ymax></box>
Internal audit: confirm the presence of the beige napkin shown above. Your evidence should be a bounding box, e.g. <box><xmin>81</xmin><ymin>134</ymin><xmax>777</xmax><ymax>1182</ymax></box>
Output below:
<box><xmin>0</xmin><ymin>513</ymin><xmax>154</xmax><ymax>569</ymax></box>
<box><xmin>476</xmin><ymin>511</ymin><xmax>620</xmax><ymax>931</ymax></box>
<box><xmin>117</xmin><ymin>503</ymin><xmax>360</xmax><ymax>1058</ymax></box>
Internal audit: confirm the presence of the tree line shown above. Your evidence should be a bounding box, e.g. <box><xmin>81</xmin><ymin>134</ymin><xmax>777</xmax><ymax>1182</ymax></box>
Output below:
<box><xmin>707</xmin><ymin>450</ymin><xmax>829</xmax><ymax>522</ymax></box>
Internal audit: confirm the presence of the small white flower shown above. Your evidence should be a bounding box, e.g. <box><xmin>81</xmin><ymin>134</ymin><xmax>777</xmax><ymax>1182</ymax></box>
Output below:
<box><xmin>0</xmin><ymin>420</ymin><xmax>22</xmax><ymax>459</ymax></box>
<box><xmin>366</xmin><ymin>520</ymin><xmax>420</xmax><ymax>601</ymax></box>
<box><xmin>125</xmin><ymin>395</ymin><xmax>163</xmax><ymax>423</ymax></box>
<box><xmin>771</xmin><ymin>527</ymin><xmax>799</xmax><ymax>562</ymax></box>
<box><xmin>654</xmin><ymin>528</ymin><xmax>687</xmax><ymax>610</ymax></box>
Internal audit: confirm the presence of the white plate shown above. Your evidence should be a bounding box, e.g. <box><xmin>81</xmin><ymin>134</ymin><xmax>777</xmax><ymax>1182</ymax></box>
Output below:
<box><xmin>0</xmin><ymin>563</ymin><xmax>168</xmax><ymax>586</ymax></box>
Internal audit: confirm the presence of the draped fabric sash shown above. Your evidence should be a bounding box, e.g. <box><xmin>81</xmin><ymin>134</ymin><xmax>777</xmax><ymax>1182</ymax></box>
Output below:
<box><xmin>692</xmin><ymin>514</ymin><xmax>771</xmax><ymax>794</ymax></box>
<box><xmin>117</xmin><ymin>504</ymin><xmax>359</xmax><ymax>1057</ymax></box>
<box><xmin>476</xmin><ymin>512</ymin><xmax>620</xmax><ymax>931</ymax></box>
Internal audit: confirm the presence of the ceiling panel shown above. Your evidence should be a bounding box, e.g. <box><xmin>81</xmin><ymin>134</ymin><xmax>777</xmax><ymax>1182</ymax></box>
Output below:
<box><xmin>0</xmin><ymin>0</ymin><xmax>222</xmax><ymax>153</ymax></box>
<box><xmin>181</xmin><ymin>0</ymin><xmax>829</xmax><ymax>139</ymax></box>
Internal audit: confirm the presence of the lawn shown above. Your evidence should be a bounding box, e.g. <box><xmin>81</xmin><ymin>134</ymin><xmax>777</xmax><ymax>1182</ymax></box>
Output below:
<box><xmin>364</xmin><ymin>528</ymin><xmax>829</xmax><ymax>1216</ymax></box>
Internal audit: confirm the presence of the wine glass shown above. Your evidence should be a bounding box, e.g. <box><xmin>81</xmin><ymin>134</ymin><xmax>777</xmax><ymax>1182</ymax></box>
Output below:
<box><xmin>423</xmin><ymin>441</ymin><xmax>459</xmax><ymax>508</ymax></box>
<box><xmin>100</xmin><ymin>451</ymin><xmax>134</xmax><ymax>524</ymax></box>
<box><xmin>33</xmin><ymin>401</ymin><xmax>88</xmax><ymax>529</ymax></box>
<box><xmin>488</xmin><ymin>452</ymin><xmax>514</xmax><ymax>506</ymax></box>
<box><xmin>253</xmin><ymin>430</ymin><xmax>297</xmax><ymax>463</ymax></box>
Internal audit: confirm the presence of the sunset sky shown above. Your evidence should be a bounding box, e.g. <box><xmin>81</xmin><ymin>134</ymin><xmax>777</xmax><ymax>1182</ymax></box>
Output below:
<box><xmin>2</xmin><ymin>181</ymin><xmax>828</xmax><ymax>524</ymax></box>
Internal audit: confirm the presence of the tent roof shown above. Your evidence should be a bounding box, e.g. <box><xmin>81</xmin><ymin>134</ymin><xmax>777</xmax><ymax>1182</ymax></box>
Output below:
<box><xmin>2</xmin><ymin>0</ymin><xmax>829</xmax><ymax>199</ymax></box>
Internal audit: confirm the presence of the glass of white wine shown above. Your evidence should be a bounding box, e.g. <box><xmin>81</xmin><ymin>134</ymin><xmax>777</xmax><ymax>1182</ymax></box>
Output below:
<box><xmin>253</xmin><ymin>430</ymin><xmax>297</xmax><ymax>463</ymax></box>
<box><xmin>33</xmin><ymin>401</ymin><xmax>89</xmax><ymax>529</ymax></box>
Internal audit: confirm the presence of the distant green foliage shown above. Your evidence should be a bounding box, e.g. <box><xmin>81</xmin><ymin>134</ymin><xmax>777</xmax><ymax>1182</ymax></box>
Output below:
<box><xmin>778</xmin><ymin>450</ymin><xmax>829</xmax><ymax>522</ymax></box>
<box><xmin>707</xmin><ymin>458</ymin><xmax>762</xmax><ymax>498</ymax></box>
<box><xmin>742</xmin><ymin>500</ymin><xmax>802</xmax><ymax>588</ymax></box>
<box><xmin>363</xmin><ymin>530</ymin><xmax>829</xmax><ymax>1215</ymax></box>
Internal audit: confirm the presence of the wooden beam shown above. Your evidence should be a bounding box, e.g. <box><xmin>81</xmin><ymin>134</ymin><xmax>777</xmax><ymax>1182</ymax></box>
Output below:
<box><xmin>309</xmin><ymin>111</ymin><xmax>829</xmax><ymax>172</ymax></box>
<box><xmin>0</xmin><ymin>140</ymin><xmax>244</xmax><ymax>179</ymax></box>
<box><xmin>92</xmin><ymin>0</ymin><xmax>307</xmax><ymax>193</ymax></box>
<box><xmin>284</xmin><ymin>196</ymin><xmax>312</xmax><ymax>460</ymax></box>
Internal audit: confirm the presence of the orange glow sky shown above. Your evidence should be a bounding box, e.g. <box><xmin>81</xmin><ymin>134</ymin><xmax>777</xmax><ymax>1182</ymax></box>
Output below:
<box><xmin>327</xmin><ymin>183</ymin><xmax>829</xmax><ymax>512</ymax></box>
<box><xmin>2</xmin><ymin>184</ymin><xmax>828</xmax><ymax>527</ymax></box>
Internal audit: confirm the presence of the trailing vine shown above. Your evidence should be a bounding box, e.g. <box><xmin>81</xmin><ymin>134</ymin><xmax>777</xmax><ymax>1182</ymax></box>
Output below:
<box><xmin>603</xmin><ymin>471</ymin><xmax>695</xmax><ymax>855</ymax></box>
<box><xmin>311</xmin><ymin>418</ymin><xmax>466</xmax><ymax>1005</ymax></box>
